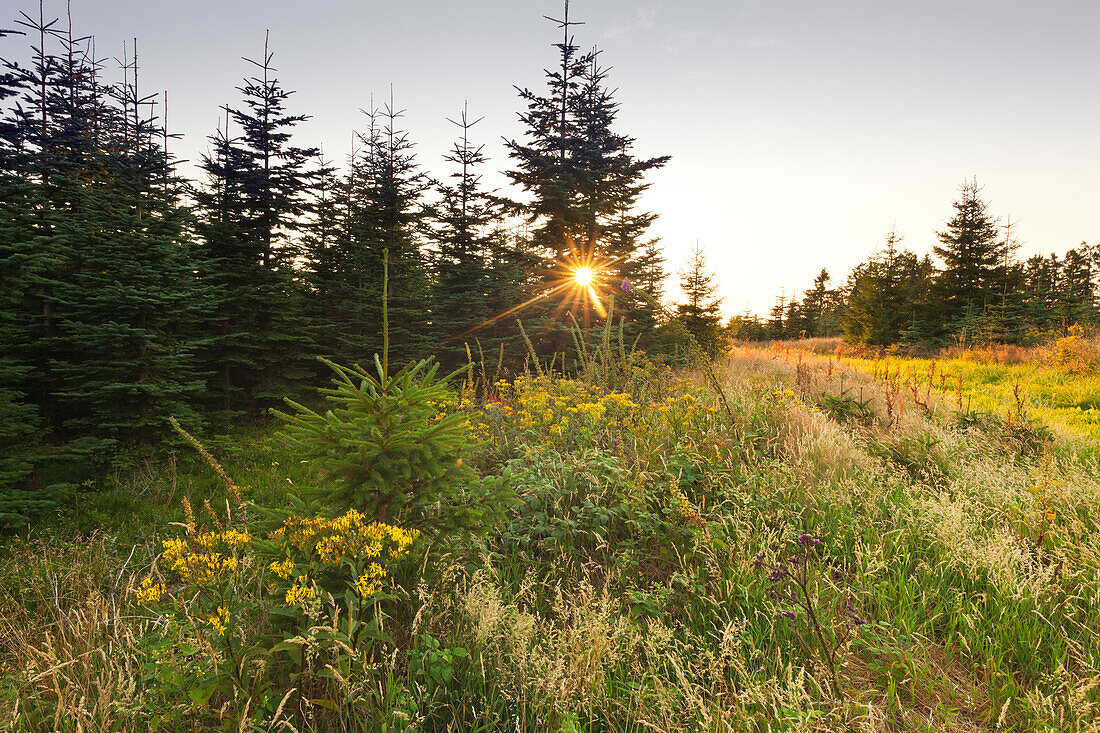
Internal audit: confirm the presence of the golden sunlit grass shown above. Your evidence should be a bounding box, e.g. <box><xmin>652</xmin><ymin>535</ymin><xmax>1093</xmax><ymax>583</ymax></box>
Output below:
<box><xmin>6</xmin><ymin>344</ymin><xmax>1100</xmax><ymax>730</ymax></box>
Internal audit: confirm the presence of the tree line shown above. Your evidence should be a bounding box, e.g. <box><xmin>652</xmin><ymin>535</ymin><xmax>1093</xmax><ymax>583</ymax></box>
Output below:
<box><xmin>727</xmin><ymin>179</ymin><xmax>1099</xmax><ymax>349</ymax></box>
<box><xmin>0</xmin><ymin>3</ymin><xmax>679</xmax><ymax>525</ymax></box>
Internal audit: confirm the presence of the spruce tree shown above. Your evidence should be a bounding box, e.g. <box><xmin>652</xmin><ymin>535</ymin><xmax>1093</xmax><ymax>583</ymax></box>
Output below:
<box><xmin>571</xmin><ymin>51</ymin><xmax>669</xmax><ymax>335</ymax></box>
<box><xmin>800</xmin><ymin>269</ymin><xmax>841</xmax><ymax>337</ymax></box>
<box><xmin>481</xmin><ymin>225</ymin><xmax>543</xmax><ymax>371</ymax></box>
<box><xmin>1</xmin><ymin>12</ymin><xmax>209</xmax><ymax>498</ymax></box>
<box><xmin>766</xmin><ymin>290</ymin><xmax>787</xmax><ymax>340</ymax></box>
<box><xmin>302</xmin><ymin>149</ymin><xmax>343</xmax><ymax>352</ymax></box>
<box><xmin>931</xmin><ymin>178</ymin><xmax>1007</xmax><ymax>335</ymax></box>
<box><xmin>44</xmin><ymin>38</ymin><xmax>208</xmax><ymax>448</ymax></box>
<box><xmin>0</xmin><ymin>26</ymin><xmax>73</xmax><ymax>524</ymax></box>
<box><xmin>193</xmin><ymin>35</ymin><xmax>319</xmax><ymax>414</ymax></box>
<box><xmin>429</xmin><ymin>104</ymin><xmax>499</xmax><ymax>369</ymax></box>
<box><xmin>1</xmin><ymin>5</ymin><xmax>82</xmax><ymax>433</ymax></box>
<box><xmin>674</xmin><ymin>244</ymin><xmax>724</xmax><ymax>356</ymax></box>
<box><xmin>1058</xmin><ymin>245</ymin><xmax>1094</xmax><ymax>331</ymax></box>
<box><xmin>842</xmin><ymin>231</ymin><xmax>933</xmax><ymax>346</ymax></box>
<box><xmin>320</xmin><ymin>99</ymin><xmax>432</xmax><ymax>367</ymax></box>
<box><xmin>1020</xmin><ymin>253</ymin><xmax>1061</xmax><ymax>337</ymax></box>
<box><xmin>504</xmin><ymin>2</ymin><xmax>668</xmax><ymax>351</ymax></box>
<box><xmin>49</xmin><ymin>123</ymin><xmax>208</xmax><ymax>446</ymax></box>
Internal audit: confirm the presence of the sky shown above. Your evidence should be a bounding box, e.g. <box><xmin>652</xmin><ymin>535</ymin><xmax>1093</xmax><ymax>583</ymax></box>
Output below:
<box><xmin>8</xmin><ymin>0</ymin><xmax>1100</xmax><ymax>316</ymax></box>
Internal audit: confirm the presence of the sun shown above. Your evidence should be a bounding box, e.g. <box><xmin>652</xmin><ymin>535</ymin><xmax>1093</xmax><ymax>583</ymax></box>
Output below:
<box><xmin>572</xmin><ymin>265</ymin><xmax>595</xmax><ymax>287</ymax></box>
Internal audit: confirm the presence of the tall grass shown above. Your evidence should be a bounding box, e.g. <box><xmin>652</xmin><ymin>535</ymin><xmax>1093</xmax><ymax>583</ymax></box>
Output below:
<box><xmin>2</xmin><ymin>338</ymin><xmax>1100</xmax><ymax>730</ymax></box>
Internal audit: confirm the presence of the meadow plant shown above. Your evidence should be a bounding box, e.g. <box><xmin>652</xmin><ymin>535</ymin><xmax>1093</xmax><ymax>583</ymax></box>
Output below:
<box><xmin>1025</xmin><ymin>470</ymin><xmax>1063</xmax><ymax>549</ymax></box>
<box><xmin>1049</xmin><ymin>324</ymin><xmax>1100</xmax><ymax>374</ymax></box>
<box><xmin>273</xmin><ymin>358</ymin><xmax>490</xmax><ymax>540</ymax></box>
<box><xmin>755</xmin><ymin>533</ymin><xmax>868</xmax><ymax>701</ymax></box>
<box><xmin>12</xmin><ymin>332</ymin><xmax>1100</xmax><ymax>729</ymax></box>
<box><xmin>131</xmin><ymin>426</ymin><xmax>424</xmax><ymax>727</ymax></box>
<box><xmin>470</xmin><ymin>375</ymin><xmax>639</xmax><ymax>457</ymax></box>
<box><xmin>274</xmin><ymin>251</ymin><xmax>509</xmax><ymax>543</ymax></box>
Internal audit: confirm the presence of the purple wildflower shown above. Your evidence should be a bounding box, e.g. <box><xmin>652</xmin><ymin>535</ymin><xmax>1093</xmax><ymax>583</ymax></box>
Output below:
<box><xmin>768</xmin><ymin>568</ymin><xmax>789</xmax><ymax>583</ymax></box>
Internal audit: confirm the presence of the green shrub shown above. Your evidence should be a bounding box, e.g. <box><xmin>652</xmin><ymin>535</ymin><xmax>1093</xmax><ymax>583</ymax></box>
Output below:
<box><xmin>869</xmin><ymin>433</ymin><xmax>948</xmax><ymax>484</ymax></box>
<box><xmin>499</xmin><ymin>448</ymin><xmax>696</xmax><ymax>582</ymax></box>
<box><xmin>274</xmin><ymin>357</ymin><xmax>509</xmax><ymax>541</ymax></box>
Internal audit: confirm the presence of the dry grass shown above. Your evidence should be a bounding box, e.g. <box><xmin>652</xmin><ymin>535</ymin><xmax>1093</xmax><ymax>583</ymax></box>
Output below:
<box><xmin>453</xmin><ymin>566</ymin><xmax>854</xmax><ymax>732</ymax></box>
<box><xmin>5</xmin><ymin>340</ymin><xmax>1100</xmax><ymax>731</ymax></box>
<box><xmin>718</xmin><ymin>343</ymin><xmax>1100</xmax><ymax>730</ymax></box>
<box><xmin>0</xmin><ymin>536</ymin><xmax>151</xmax><ymax>731</ymax></box>
<box><xmin>848</xmin><ymin>638</ymin><xmax>992</xmax><ymax>733</ymax></box>
<box><xmin>778</xmin><ymin>334</ymin><xmax>1100</xmax><ymax>369</ymax></box>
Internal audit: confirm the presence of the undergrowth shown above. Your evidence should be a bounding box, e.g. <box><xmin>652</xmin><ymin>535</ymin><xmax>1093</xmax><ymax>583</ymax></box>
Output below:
<box><xmin>3</xmin><ymin>337</ymin><xmax>1100</xmax><ymax>731</ymax></box>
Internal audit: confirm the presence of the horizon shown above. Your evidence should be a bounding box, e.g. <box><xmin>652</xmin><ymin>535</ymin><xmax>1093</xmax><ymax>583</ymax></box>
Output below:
<box><xmin>9</xmin><ymin>0</ymin><xmax>1099</xmax><ymax>316</ymax></box>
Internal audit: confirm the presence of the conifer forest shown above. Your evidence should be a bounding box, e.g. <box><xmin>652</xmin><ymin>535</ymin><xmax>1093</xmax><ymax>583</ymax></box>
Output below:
<box><xmin>2</xmin><ymin>2</ymin><xmax>1100</xmax><ymax>731</ymax></box>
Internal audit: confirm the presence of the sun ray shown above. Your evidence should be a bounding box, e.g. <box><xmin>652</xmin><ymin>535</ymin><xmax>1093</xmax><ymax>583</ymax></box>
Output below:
<box><xmin>447</xmin><ymin>249</ymin><xmax>632</xmax><ymax>346</ymax></box>
<box><xmin>449</xmin><ymin>282</ymin><xmax>573</xmax><ymax>341</ymax></box>
<box><xmin>586</xmin><ymin>285</ymin><xmax>606</xmax><ymax>318</ymax></box>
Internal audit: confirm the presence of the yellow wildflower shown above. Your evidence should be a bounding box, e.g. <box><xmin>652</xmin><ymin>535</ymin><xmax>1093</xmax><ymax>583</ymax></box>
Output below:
<box><xmin>220</xmin><ymin>530</ymin><xmax>251</xmax><ymax>549</ymax></box>
<box><xmin>285</xmin><ymin>578</ymin><xmax>315</xmax><ymax>605</ymax></box>
<box><xmin>134</xmin><ymin>576</ymin><xmax>165</xmax><ymax>604</ymax></box>
<box><xmin>269</xmin><ymin>557</ymin><xmax>295</xmax><ymax>580</ymax></box>
<box><xmin>207</xmin><ymin>606</ymin><xmax>231</xmax><ymax>637</ymax></box>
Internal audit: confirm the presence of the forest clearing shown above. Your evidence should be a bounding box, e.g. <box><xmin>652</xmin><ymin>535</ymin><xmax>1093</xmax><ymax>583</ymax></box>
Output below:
<box><xmin>3</xmin><ymin>338</ymin><xmax>1099</xmax><ymax>731</ymax></box>
<box><xmin>4</xmin><ymin>0</ymin><xmax>1100</xmax><ymax>730</ymax></box>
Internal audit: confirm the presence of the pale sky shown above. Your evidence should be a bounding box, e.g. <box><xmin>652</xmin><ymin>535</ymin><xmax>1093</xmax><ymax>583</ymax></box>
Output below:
<box><xmin>9</xmin><ymin>0</ymin><xmax>1100</xmax><ymax>315</ymax></box>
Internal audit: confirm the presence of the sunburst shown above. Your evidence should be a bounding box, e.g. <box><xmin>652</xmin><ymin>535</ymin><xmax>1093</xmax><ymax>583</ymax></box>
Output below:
<box><xmin>572</xmin><ymin>265</ymin><xmax>595</xmax><ymax>287</ymax></box>
<box><xmin>449</xmin><ymin>245</ymin><xmax>623</xmax><ymax>342</ymax></box>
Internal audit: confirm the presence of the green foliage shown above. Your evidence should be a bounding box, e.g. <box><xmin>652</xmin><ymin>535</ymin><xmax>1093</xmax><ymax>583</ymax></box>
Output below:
<box><xmin>134</xmin><ymin>506</ymin><xmax>422</xmax><ymax>729</ymax></box>
<box><xmin>503</xmin><ymin>18</ymin><xmax>669</xmax><ymax>355</ymax></box>
<box><xmin>310</xmin><ymin>103</ymin><xmax>433</xmax><ymax>368</ymax></box>
<box><xmin>274</xmin><ymin>357</ymin><xmax>503</xmax><ymax>539</ymax></box>
<box><xmin>409</xmin><ymin>633</ymin><xmax>469</xmax><ymax>694</ymax></box>
<box><xmin>932</xmin><ymin>178</ymin><xmax>1014</xmax><ymax>332</ymax></box>
<box><xmin>0</xmin><ymin>13</ymin><xmax>213</xmax><ymax>494</ymax></box>
<box><xmin>0</xmin><ymin>384</ymin><xmax>74</xmax><ymax>528</ymax></box>
<box><xmin>7</xmin><ymin>343</ymin><xmax>1100</xmax><ymax>730</ymax></box>
<box><xmin>816</xmin><ymin>391</ymin><xmax>875</xmax><ymax>426</ymax></box>
<box><xmin>429</xmin><ymin>106</ymin><xmax>514</xmax><ymax>370</ymax></box>
<box><xmin>501</xmin><ymin>449</ymin><xmax>651</xmax><ymax>569</ymax></box>
<box><xmin>674</xmin><ymin>243</ymin><xmax>724</xmax><ymax>357</ymax></box>
<box><xmin>869</xmin><ymin>433</ymin><xmax>948</xmax><ymax>484</ymax></box>
<box><xmin>950</xmin><ymin>404</ymin><xmax>1052</xmax><ymax>457</ymax></box>
<box><xmin>47</xmin><ymin>152</ymin><xmax>210</xmax><ymax>448</ymax></box>
<box><xmin>841</xmin><ymin>231</ymin><xmax>935</xmax><ymax>346</ymax></box>
<box><xmin>192</xmin><ymin>40</ymin><xmax>319</xmax><ymax>416</ymax></box>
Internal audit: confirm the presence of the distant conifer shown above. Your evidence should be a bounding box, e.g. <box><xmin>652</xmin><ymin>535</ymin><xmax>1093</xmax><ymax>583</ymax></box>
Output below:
<box><xmin>321</xmin><ymin>98</ymin><xmax>432</xmax><ymax>367</ymax></box>
<box><xmin>931</xmin><ymin>179</ymin><xmax>1008</xmax><ymax>333</ymax></box>
<box><xmin>675</xmin><ymin>244</ymin><xmax>724</xmax><ymax>356</ymax></box>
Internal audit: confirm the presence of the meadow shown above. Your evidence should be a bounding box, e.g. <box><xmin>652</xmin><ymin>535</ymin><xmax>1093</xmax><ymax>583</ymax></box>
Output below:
<box><xmin>781</xmin><ymin>331</ymin><xmax>1100</xmax><ymax>447</ymax></box>
<box><xmin>2</xmin><ymin>339</ymin><xmax>1099</xmax><ymax>732</ymax></box>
